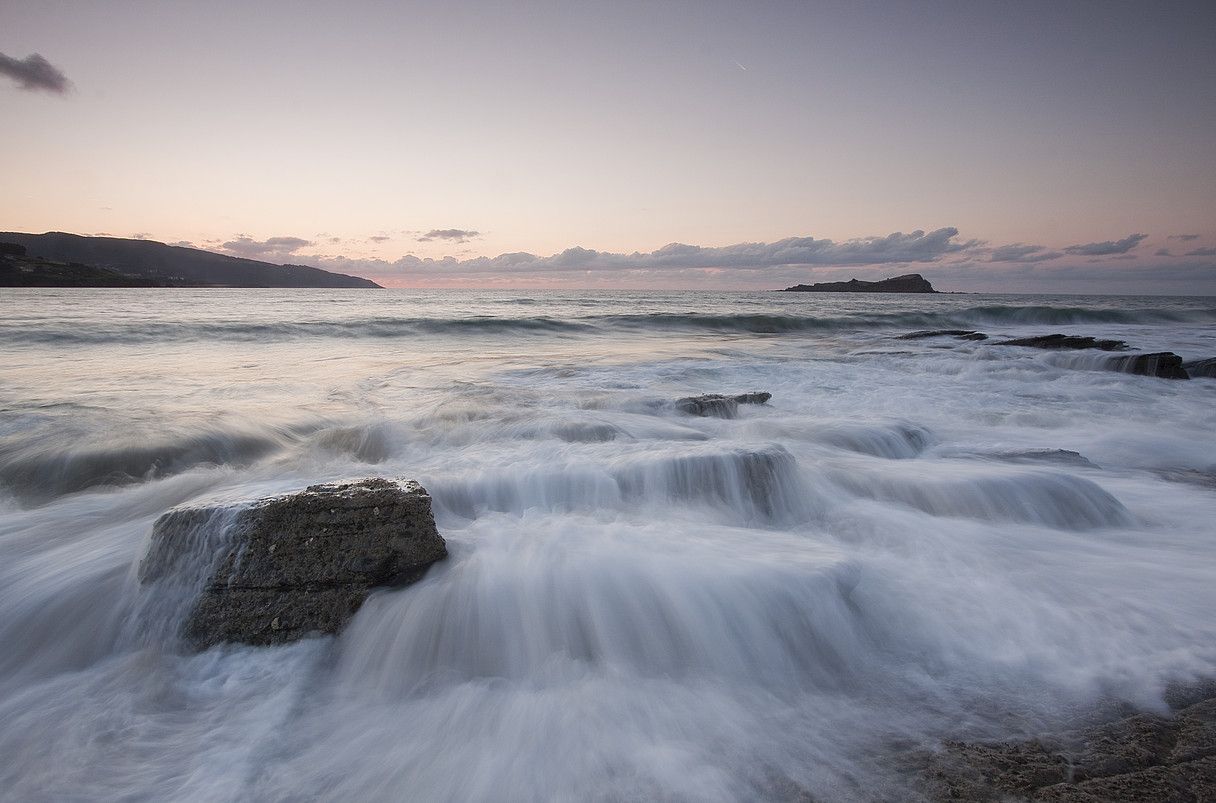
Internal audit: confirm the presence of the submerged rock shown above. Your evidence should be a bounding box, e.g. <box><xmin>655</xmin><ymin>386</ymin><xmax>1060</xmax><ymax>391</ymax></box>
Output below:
<box><xmin>1105</xmin><ymin>352</ymin><xmax>1190</xmax><ymax>380</ymax></box>
<box><xmin>995</xmin><ymin>334</ymin><xmax>1129</xmax><ymax>351</ymax></box>
<box><xmin>675</xmin><ymin>392</ymin><xmax>772</xmax><ymax>418</ymax></box>
<box><xmin>898</xmin><ymin>330</ymin><xmax>988</xmax><ymax>341</ymax></box>
<box><xmin>991</xmin><ymin>448</ymin><xmax>1099</xmax><ymax>468</ymax></box>
<box><xmin>1182</xmin><ymin>357</ymin><xmax>1216</xmax><ymax>378</ymax></box>
<box><xmin>140</xmin><ymin>478</ymin><xmax>447</xmax><ymax>648</ymax></box>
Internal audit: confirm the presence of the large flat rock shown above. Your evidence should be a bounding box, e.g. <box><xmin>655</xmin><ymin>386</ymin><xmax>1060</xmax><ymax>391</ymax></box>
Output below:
<box><xmin>140</xmin><ymin>478</ymin><xmax>447</xmax><ymax>648</ymax></box>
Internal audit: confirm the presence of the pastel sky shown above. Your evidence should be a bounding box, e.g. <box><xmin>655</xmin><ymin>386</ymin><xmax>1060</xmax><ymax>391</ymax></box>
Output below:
<box><xmin>3</xmin><ymin>0</ymin><xmax>1214</xmax><ymax>292</ymax></box>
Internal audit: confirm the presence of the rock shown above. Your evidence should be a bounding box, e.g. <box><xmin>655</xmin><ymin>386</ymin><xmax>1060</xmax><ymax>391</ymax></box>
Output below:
<box><xmin>1182</xmin><ymin>357</ymin><xmax>1216</xmax><ymax>378</ymax></box>
<box><xmin>994</xmin><ymin>334</ymin><xmax>1129</xmax><ymax>351</ymax></box>
<box><xmin>140</xmin><ymin>478</ymin><xmax>447</xmax><ymax>648</ymax></box>
<box><xmin>898</xmin><ymin>330</ymin><xmax>988</xmax><ymax>341</ymax></box>
<box><xmin>921</xmin><ymin>694</ymin><xmax>1216</xmax><ymax>802</ymax></box>
<box><xmin>993</xmin><ymin>449</ymin><xmax>1098</xmax><ymax>468</ymax></box>
<box><xmin>1105</xmin><ymin>352</ymin><xmax>1190</xmax><ymax>380</ymax></box>
<box><xmin>675</xmin><ymin>392</ymin><xmax>772</xmax><ymax>418</ymax></box>
<box><xmin>783</xmin><ymin>273</ymin><xmax>937</xmax><ymax>293</ymax></box>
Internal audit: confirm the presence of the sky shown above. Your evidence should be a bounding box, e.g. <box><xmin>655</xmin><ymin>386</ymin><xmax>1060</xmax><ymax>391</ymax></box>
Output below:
<box><xmin>2</xmin><ymin>0</ymin><xmax>1214</xmax><ymax>292</ymax></box>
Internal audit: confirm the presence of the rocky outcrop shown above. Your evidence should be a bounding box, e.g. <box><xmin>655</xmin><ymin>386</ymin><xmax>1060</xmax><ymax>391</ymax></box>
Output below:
<box><xmin>1105</xmin><ymin>352</ymin><xmax>1190</xmax><ymax>380</ymax></box>
<box><xmin>140</xmin><ymin>478</ymin><xmax>447</xmax><ymax>648</ymax></box>
<box><xmin>921</xmin><ymin>694</ymin><xmax>1216</xmax><ymax>801</ymax></box>
<box><xmin>995</xmin><ymin>334</ymin><xmax>1129</xmax><ymax>351</ymax></box>
<box><xmin>675</xmin><ymin>392</ymin><xmax>772</xmax><ymax>418</ymax></box>
<box><xmin>783</xmin><ymin>273</ymin><xmax>937</xmax><ymax>293</ymax></box>
<box><xmin>1183</xmin><ymin>357</ymin><xmax>1216</xmax><ymax>378</ymax></box>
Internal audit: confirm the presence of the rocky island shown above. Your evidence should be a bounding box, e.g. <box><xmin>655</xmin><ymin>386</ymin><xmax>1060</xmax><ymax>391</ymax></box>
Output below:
<box><xmin>782</xmin><ymin>273</ymin><xmax>937</xmax><ymax>293</ymax></box>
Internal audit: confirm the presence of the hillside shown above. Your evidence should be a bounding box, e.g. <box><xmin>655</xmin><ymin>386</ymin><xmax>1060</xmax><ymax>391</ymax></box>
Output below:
<box><xmin>0</xmin><ymin>232</ymin><xmax>381</xmax><ymax>288</ymax></box>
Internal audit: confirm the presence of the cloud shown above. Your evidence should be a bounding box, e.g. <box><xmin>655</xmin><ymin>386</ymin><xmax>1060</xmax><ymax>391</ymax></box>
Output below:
<box><xmin>417</xmin><ymin>229</ymin><xmax>481</xmax><ymax>243</ymax></box>
<box><xmin>1155</xmin><ymin>248</ymin><xmax>1172</xmax><ymax>257</ymax></box>
<box><xmin>311</xmin><ymin>227</ymin><xmax>970</xmax><ymax>284</ymax></box>
<box><xmin>1184</xmin><ymin>247</ymin><xmax>1216</xmax><ymax>257</ymax></box>
<box><xmin>989</xmin><ymin>243</ymin><xmax>1063</xmax><ymax>263</ymax></box>
<box><xmin>168</xmin><ymin>240</ymin><xmax>196</xmax><ymax>249</ymax></box>
<box><xmin>369</xmin><ymin>235</ymin><xmax>391</xmax><ymax>243</ymax></box>
<box><xmin>267</xmin><ymin>225</ymin><xmax>1216</xmax><ymax>293</ymax></box>
<box><xmin>220</xmin><ymin>235</ymin><xmax>313</xmax><ymax>259</ymax></box>
<box><xmin>0</xmin><ymin>52</ymin><xmax>71</xmax><ymax>94</ymax></box>
<box><xmin>1169</xmin><ymin>234</ymin><xmax>1200</xmax><ymax>241</ymax></box>
<box><xmin>1063</xmin><ymin>233</ymin><xmax>1147</xmax><ymax>256</ymax></box>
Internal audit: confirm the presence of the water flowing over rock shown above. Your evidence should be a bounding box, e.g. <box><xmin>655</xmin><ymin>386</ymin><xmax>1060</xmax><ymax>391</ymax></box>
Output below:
<box><xmin>994</xmin><ymin>334</ymin><xmax>1129</xmax><ymax>351</ymax></box>
<box><xmin>675</xmin><ymin>392</ymin><xmax>772</xmax><ymax>418</ymax></box>
<box><xmin>139</xmin><ymin>478</ymin><xmax>447</xmax><ymax>648</ymax></box>
<box><xmin>921</xmin><ymin>693</ymin><xmax>1216</xmax><ymax>801</ymax></box>
<box><xmin>1105</xmin><ymin>352</ymin><xmax>1190</xmax><ymax>380</ymax></box>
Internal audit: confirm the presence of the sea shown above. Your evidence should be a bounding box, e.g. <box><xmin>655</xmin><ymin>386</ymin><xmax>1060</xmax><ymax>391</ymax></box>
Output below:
<box><xmin>1</xmin><ymin>288</ymin><xmax>1214</xmax><ymax>801</ymax></box>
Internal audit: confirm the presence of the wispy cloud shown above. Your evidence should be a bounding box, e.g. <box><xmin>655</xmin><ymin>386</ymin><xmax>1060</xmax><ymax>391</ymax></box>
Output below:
<box><xmin>1184</xmin><ymin>246</ymin><xmax>1216</xmax><ymax>257</ymax></box>
<box><xmin>220</xmin><ymin>235</ymin><xmax>313</xmax><ymax>259</ymax></box>
<box><xmin>369</xmin><ymin>235</ymin><xmax>391</xmax><ymax>243</ymax></box>
<box><xmin>1169</xmin><ymin>234</ymin><xmax>1200</xmax><ymax>241</ymax></box>
<box><xmin>0</xmin><ymin>52</ymin><xmax>71</xmax><ymax>94</ymax></box>
<box><xmin>1063</xmin><ymin>233</ymin><xmax>1147</xmax><ymax>256</ymax></box>
<box><xmin>1155</xmin><ymin>248</ymin><xmax>1172</xmax><ymax>257</ymax></box>
<box><xmin>417</xmin><ymin>229</ymin><xmax>481</xmax><ymax>244</ymax></box>
<box><xmin>989</xmin><ymin>243</ymin><xmax>1063</xmax><ymax>263</ymax></box>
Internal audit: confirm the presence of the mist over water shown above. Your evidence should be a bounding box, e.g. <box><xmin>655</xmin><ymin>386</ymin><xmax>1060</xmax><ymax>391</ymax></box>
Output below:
<box><xmin>2</xmin><ymin>289</ymin><xmax>1215</xmax><ymax>800</ymax></box>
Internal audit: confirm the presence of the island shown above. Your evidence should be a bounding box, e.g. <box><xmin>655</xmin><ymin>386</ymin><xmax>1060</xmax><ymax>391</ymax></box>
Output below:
<box><xmin>781</xmin><ymin>273</ymin><xmax>936</xmax><ymax>293</ymax></box>
<box><xmin>0</xmin><ymin>233</ymin><xmax>381</xmax><ymax>289</ymax></box>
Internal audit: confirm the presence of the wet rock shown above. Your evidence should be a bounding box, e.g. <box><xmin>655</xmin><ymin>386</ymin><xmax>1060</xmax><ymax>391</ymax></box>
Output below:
<box><xmin>1182</xmin><ymin>357</ymin><xmax>1216</xmax><ymax>378</ymax></box>
<box><xmin>995</xmin><ymin>334</ymin><xmax>1129</xmax><ymax>351</ymax></box>
<box><xmin>1105</xmin><ymin>352</ymin><xmax>1190</xmax><ymax>380</ymax></box>
<box><xmin>898</xmin><ymin>330</ymin><xmax>988</xmax><ymax>341</ymax></box>
<box><xmin>993</xmin><ymin>449</ymin><xmax>1099</xmax><ymax>468</ymax></box>
<box><xmin>675</xmin><ymin>392</ymin><xmax>772</xmax><ymax>418</ymax></box>
<box><xmin>140</xmin><ymin>478</ymin><xmax>447</xmax><ymax>648</ymax></box>
<box><xmin>922</xmin><ymin>694</ymin><xmax>1216</xmax><ymax>802</ymax></box>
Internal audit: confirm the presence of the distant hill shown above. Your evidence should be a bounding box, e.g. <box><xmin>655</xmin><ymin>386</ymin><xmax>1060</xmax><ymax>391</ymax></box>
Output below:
<box><xmin>1</xmin><ymin>250</ymin><xmax>165</xmax><ymax>287</ymax></box>
<box><xmin>782</xmin><ymin>273</ymin><xmax>936</xmax><ymax>293</ymax></box>
<box><xmin>0</xmin><ymin>232</ymin><xmax>382</xmax><ymax>288</ymax></box>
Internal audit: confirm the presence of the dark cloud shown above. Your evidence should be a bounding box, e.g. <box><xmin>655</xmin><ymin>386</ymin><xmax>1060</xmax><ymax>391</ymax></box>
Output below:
<box><xmin>221</xmin><ymin>235</ymin><xmax>313</xmax><ymax>259</ymax></box>
<box><xmin>1155</xmin><ymin>248</ymin><xmax>1172</xmax><ymax>257</ymax></box>
<box><xmin>1169</xmin><ymin>234</ymin><xmax>1200</xmax><ymax>241</ymax></box>
<box><xmin>989</xmin><ymin>243</ymin><xmax>1063</xmax><ymax>263</ymax></box>
<box><xmin>1063</xmin><ymin>233</ymin><xmax>1147</xmax><ymax>256</ymax></box>
<box><xmin>418</xmin><ymin>229</ymin><xmax>481</xmax><ymax>243</ymax></box>
<box><xmin>0</xmin><ymin>52</ymin><xmax>71</xmax><ymax>94</ymax></box>
<box><xmin>1185</xmin><ymin>246</ymin><xmax>1216</xmax><ymax>257</ymax></box>
<box><xmin>369</xmin><ymin>235</ymin><xmax>391</xmax><ymax>243</ymax></box>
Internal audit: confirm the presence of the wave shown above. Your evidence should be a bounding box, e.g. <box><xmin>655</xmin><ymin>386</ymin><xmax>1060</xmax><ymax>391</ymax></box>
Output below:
<box><xmin>4</xmin><ymin>305</ymin><xmax>1212</xmax><ymax>345</ymax></box>
<box><xmin>0</xmin><ymin>428</ymin><xmax>291</xmax><ymax>503</ymax></box>
<box><xmin>428</xmin><ymin>445</ymin><xmax>814</xmax><ymax>525</ymax></box>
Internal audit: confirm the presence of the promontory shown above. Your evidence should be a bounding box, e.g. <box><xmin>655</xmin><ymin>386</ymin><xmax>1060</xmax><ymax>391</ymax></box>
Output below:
<box><xmin>782</xmin><ymin>273</ymin><xmax>936</xmax><ymax>293</ymax></box>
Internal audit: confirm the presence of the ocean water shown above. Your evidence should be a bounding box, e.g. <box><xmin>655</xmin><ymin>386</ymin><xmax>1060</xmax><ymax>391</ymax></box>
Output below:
<box><xmin>1</xmin><ymin>288</ymin><xmax>1214</xmax><ymax>801</ymax></box>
